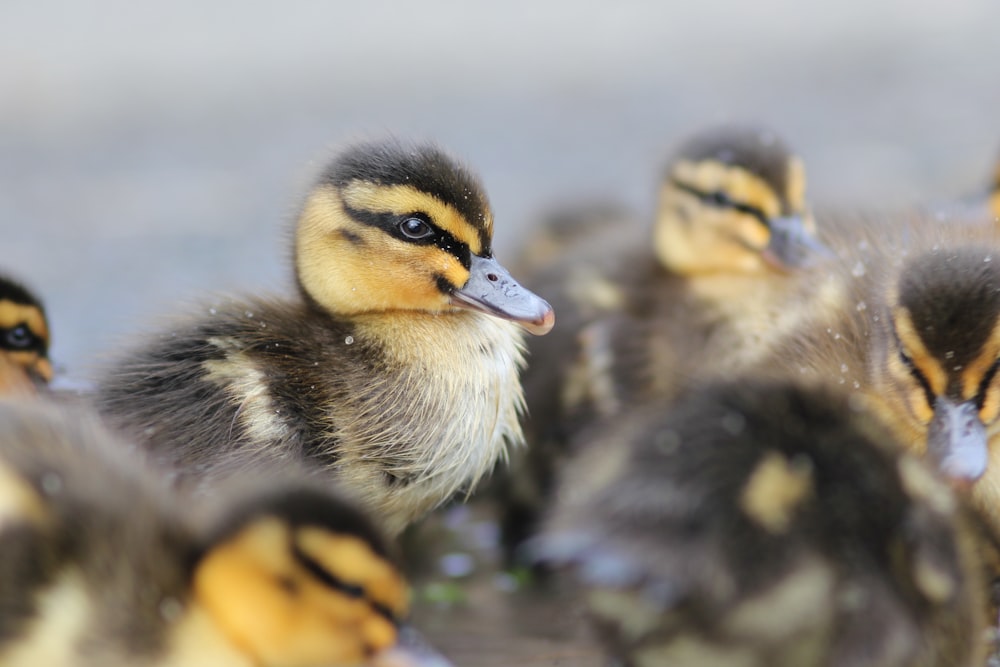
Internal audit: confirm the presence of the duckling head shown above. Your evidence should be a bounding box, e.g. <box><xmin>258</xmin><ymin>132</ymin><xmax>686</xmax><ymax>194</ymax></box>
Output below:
<box><xmin>875</xmin><ymin>246</ymin><xmax>1000</xmax><ymax>484</ymax></box>
<box><xmin>654</xmin><ymin>126</ymin><xmax>827</xmax><ymax>275</ymax></box>
<box><xmin>194</xmin><ymin>487</ymin><xmax>445</xmax><ymax>666</ymax></box>
<box><xmin>0</xmin><ymin>275</ymin><xmax>51</xmax><ymax>394</ymax></box>
<box><xmin>295</xmin><ymin>140</ymin><xmax>553</xmax><ymax>335</ymax></box>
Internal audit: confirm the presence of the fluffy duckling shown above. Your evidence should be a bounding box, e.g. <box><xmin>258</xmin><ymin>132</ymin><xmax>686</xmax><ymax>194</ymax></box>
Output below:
<box><xmin>0</xmin><ymin>399</ymin><xmax>448</xmax><ymax>667</ymax></box>
<box><xmin>95</xmin><ymin>140</ymin><xmax>553</xmax><ymax>536</ymax></box>
<box><xmin>535</xmin><ymin>381</ymin><xmax>987</xmax><ymax>667</ymax></box>
<box><xmin>499</xmin><ymin>126</ymin><xmax>833</xmax><ymax>559</ymax></box>
<box><xmin>0</xmin><ymin>275</ymin><xmax>51</xmax><ymax>396</ymax></box>
<box><xmin>753</xmin><ymin>211</ymin><xmax>1000</xmax><ymax>536</ymax></box>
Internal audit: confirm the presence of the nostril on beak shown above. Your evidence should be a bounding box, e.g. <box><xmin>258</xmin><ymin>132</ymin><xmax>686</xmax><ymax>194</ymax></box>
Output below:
<box><xmin>486</xmin><ymin>273</ymin><xmax>498</xmax><ymax>282</ymax></box>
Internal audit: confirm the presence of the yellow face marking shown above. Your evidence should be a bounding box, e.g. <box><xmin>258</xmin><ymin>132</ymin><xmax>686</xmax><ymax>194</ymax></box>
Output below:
<box><xmin>340</xmin><ymin>181</ymin><xmax>488</xmax><ymax>254</ymax></box>
<box><xmin>656</xmin><ymin>160</ymin><xmax>784</xmax><ymax>275</ymax></box>
<box><xmin>296</xmin><ymin>526</ymin><xmax>409</xmax><ymax>619</ymax></box>
<box><xmin>672</xmin><ymin>160</ymin><xmax>785</xmax><ymax>220</ymax></box>
<box><xmin>195</xmin><ymin>517</ymin><xmax>405</xmax><ymax>666</ymax></box>
<box><xmin>740</xmin><ymin>451</ymin><xmax>814</xmax><ymax>533</ymax></box>
<box><xmin>0</xmin><ymin>355</ymin><xmax>39</xmax><ymax>396</ymax></box>
<box><xmin>958</xmin><ymin>322</ymin><xmax>1000</xmax><ymax>425</ymax></box>
<box><xmin>296</xmin><ymin>185</ymin><xmax>474</xmax><ymax>316</ymax></box>
<box><xmin>0</xmin><ymin>301</ymin><xmax>48</xmax><ymax>343</ymax></box>
<box><xmin>0</xmin><ymin>459</ymin><xmax>48</xmax><ymax>529</ymax></box>
<box><xmin>891</xmin><ymin>306</ymin><xmax>947</xmax><ymax>423</ymax></box>
<box><xmin>784</xmin><ymin>156</ymin><xmax>808</xmax><ymax>215</ymax></box>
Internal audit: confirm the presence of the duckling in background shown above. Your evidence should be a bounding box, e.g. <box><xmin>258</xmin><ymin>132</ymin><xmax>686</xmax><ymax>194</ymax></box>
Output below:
<box><xmin>535</xmin><ymin>381</ymin><xmax>987</xmax><ymax>667</ymax></box>
<box><xmin>0</xmin><ymin>400</ymin><xmax>449</xmax><ymax>667</ymax></box>
<box><xmin>499</xmin><ymin>126</ymin><xmax>833</xmax><ymax>560</ymax></box>
<box><xmin>95</xmin><ymin>140</ymin><xmax>553</xmax><ymax>537</ymax></box>
<box><xmin>755</xmin><ymin>211</ymin><xmax>1000</xmax><ymax>536</ymax></box>
<box><xmin>0</xmin><ymin>275</ymin><xmax>51</xmax><ymax>396</ymax></box>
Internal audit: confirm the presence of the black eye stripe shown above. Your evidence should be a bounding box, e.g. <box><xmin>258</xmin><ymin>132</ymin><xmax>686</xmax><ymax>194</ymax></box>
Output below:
<box><xmin>342</xmin><ymin>203</ymin><xmax>472</xmax><ymax>269</ymax></box>
<box><xmin>290</xmin><ymin>542</ymin><xmax>400</xmax><ymax>626</ymax></box>
<box><xmin>890</xmin><ymin>325</ymin><xmax>937</xmax><ymax>410</ymax></box>
<box><xmin>976</xmin><ymin>358</ymin><xmax>1000</xmax><ymax>411</ymax></box>
<box><xmin>670</xmin><ymin>178</ymin><xmax>771</xmax><ymax>228</ymax></box>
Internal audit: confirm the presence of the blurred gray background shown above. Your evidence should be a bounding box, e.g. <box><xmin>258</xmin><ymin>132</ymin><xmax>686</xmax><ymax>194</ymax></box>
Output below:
<box><xmin>3</xmin><ymin>0</ymin><xmax>999</xmax><ymax>379</ymax></box>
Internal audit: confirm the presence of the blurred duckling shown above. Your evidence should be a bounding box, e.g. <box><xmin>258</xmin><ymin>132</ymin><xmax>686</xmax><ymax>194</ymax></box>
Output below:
<box><xmin>535</xmin><ymin>381</ymin><xmax>987</xmax><ymax>667</ymax></box>
<box><xmin>499</xmin><ymin>126</ymin><xmax>833</xmax><ymax>559</ymax></box>
<box><xmin>95</xmin><ymin>140</ymin><xmax>554</xmax><ymax>537</ymax></box>
<box><xmin>0</xmin><ymin>274</ymin><xmax>51</xmax><ymax>396</ymax></box>
<box><xmin>0</xmin><ymin>399</ymin><xmax>449</xmax><ymax>667</ymax></box>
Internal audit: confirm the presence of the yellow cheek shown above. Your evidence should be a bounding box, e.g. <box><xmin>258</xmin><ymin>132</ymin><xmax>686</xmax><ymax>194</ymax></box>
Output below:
<box><xmin>981</xmin><ymin>384</ymin><xmax>1000</xmax><ymax>424</ymax></box>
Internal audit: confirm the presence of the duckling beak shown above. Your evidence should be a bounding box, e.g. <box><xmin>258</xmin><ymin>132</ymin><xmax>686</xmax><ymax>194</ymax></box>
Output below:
<box><xmin>927</xmin><ymin>397</ymin><xmax>989</xmax><ymax>484</ymax></box>
<box><xmin>450</xmin><ymin>254</ymin><xmax>555</xmax><ymax>336</ymax></box>
<box><xmin>762</xmin><ymin>215</ymin><xmax>832</xmax><ymax>271</ymax></box>
<box><xmin>371</xmin><ymin>625</ymin><xmax>454</xmax><ymax>667</ymax></box>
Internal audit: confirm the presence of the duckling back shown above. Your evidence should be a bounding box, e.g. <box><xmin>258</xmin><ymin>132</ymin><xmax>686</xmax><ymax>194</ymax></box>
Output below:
<box><xmin>536</xmin><ymin>381</ymin><xmax>986</xmax><ymax>667</ymax></box>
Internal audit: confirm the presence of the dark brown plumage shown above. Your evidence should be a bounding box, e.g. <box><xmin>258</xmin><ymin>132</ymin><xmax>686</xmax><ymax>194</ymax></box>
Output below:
<box><xmin>535</xmin><ymin>381</ymin><xmax>988</xmax><ymax>667</ymax></box>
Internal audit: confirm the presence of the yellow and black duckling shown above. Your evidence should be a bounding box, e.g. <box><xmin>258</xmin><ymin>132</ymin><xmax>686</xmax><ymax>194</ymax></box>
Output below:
<box><xmin>534</xmin><ymin>380</ymin><xmax>987</xmax><ymax>667</ymax></box>
<box><xmin>755</xmin><ymin>217</ymin><xmax>1000</xmax><ymax>537</ymax></box>
<box><xmin>94</xmin><ymin>140</ymin><xmax>554</xmax><ymax>537</ymax></box>
<box><xmin>0</xmin><ymin>274</ymin><xmax>51</xmax><ymax>396</ymax></box>
<box><xmin>499</xmin><ymin>126</ymin><xmax>833</xmax><ymax>559</ymax></box>
<box><xmin>0</xmin><ymin>399</ymin><xmax>448</xmax><ymax>667</ymax></box>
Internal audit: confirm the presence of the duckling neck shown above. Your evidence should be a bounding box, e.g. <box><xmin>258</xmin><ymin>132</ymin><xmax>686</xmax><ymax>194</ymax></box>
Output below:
<box><xmin>339</xmin><ymin>309</ymin><xmax>528</xmax><ymax>533</ymax></box>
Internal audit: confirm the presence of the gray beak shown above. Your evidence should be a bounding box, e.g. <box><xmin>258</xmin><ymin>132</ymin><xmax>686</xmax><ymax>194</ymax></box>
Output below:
<box><xmin>450</xmin><ymin>254</ymin><xmax>555</xmax><ymax>336</ymax></box>
<box><xmin>927</xmin><ymin>397</ymin><xmax>989</xmax><ymax>483</ymax></box>
<box><xmin>763</xmin><ymin>215</ymin><xmax>832</xmax><ymax>271</ymax></box>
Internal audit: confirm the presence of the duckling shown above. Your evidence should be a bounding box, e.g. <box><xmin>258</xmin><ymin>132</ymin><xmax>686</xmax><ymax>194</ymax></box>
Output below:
<box><xmin>0</xmin><ymin>399</ymin><xmax>448</xmax><ymax>667</ymax></box>
<box><xmin>753</xmin><ymin>214</ymin><xmax>1000</xmax><ymax>534</ymax></box>
<box><xmin>534</xmin><ymin>380</ymin><xmax>987</xmax><ymax>667</ymax></box>
<box><xmin>499</xmin><ymin>126</ymin><xmax>833</xmax><ymax>559</ymax></box>
<box><xmin>94</xmin><ymin>140</ymin><xmax>554</xmax><ymax>537</ymax></box>
<box><xmin>0</xmin><ymin>274</ymin><xmax>51</xmax><ymax>396</ymax></box>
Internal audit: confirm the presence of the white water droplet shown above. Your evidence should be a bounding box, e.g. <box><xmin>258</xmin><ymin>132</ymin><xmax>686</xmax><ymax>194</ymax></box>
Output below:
<box><xmin>945</xmin><ymin>351</ymin><xmax>955</xmax><ymax>359</ymax></box>
<box><xmin>208</xmin><ymin>307</ymin><xmax>217</xmax><ymax>315</ymax></box>
<box><xmin>344</xmin><ymin>335</ymin><xmax>354</xmax><ymax>345</ymax></box>
<box><xmin>245</xmin><ymin>311</ymin><xmax>254</xmax><ymax>318</ymax></box>
<box><xmin>840</xmin><ymin>363</ymin><xmax>849</xmax><ymax>373</ymax></box>
<box><xmin>856</xmin><ymin>301</ymin><xmax>867</xmax><ymax>311</ymax></box>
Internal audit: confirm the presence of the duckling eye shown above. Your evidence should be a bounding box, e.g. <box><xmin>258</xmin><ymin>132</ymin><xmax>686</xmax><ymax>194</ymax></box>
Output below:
<box><xmin>398</xmin><ymin>217</ymin><xmax>435</xmax><ymax>240</ymax></box>
<box><xmin>4</xmin><ymin>325</ymin><xmax>35</xmax><ymax>349</ymax></box>
<box><xmin>707</xmin><ymin>190</ymin><xmax>732</xmax><ymax>207</ymax></box>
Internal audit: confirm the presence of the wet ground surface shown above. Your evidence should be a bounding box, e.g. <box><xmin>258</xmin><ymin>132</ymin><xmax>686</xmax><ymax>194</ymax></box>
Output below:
<box><xmin>4</xmin><ymin>2</ymin><xmax>1000</xmax><ymax>664</ymax></box>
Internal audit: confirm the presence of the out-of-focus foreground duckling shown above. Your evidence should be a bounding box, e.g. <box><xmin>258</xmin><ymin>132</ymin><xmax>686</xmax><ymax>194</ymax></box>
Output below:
<box><xmin>94</xmin><ymin>140</ymin><xmax>554</xmax><ymax>537</ymax></box>
<box><xmin>0</xmin><ymin>275</ymin><xmax>51</xmax><ymax>396</ymax></box>
<box><xmin>0</xmin><ymin>400</ymin><xmax>449</xmax><ymax>667</ymax></box>
<box><xmin>499</xmin><ymin>126</ymin><xmax>832</xmax><ymax>560</ymax></box>
<box><xmin>534</xmin><ymin>381</ymin><xmax>987</xmax><ymax>667</ymax></box>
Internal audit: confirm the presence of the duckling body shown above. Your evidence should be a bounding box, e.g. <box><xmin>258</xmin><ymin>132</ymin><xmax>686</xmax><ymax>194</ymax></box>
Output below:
<box><xmin>536</xmin><ymin>381</ymin><xmax>987</xmax><ymax>667</ymax></box>
<box><xmin>0</xmin><ymin>400</ymin><xmax>441</xmax><ymax>667</ymax></box>
<box><xmin>95</xmin><ymin>141</ymin><xmax>553</xmax><ymax>536</ymax></box>
<box><xmin>0</xmin><ymin>275</ymin><xmax>52</xmax><ymax>396</ymax></box>
<box><xmin>500</xmin><ymin>127</ymin><xmax>832</xmax><ymax>558</ymax></box>
<box><xmin>756</xmin><ymin>213</ymin><xmax>1000</xmax><ymax>537</ymax></box>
